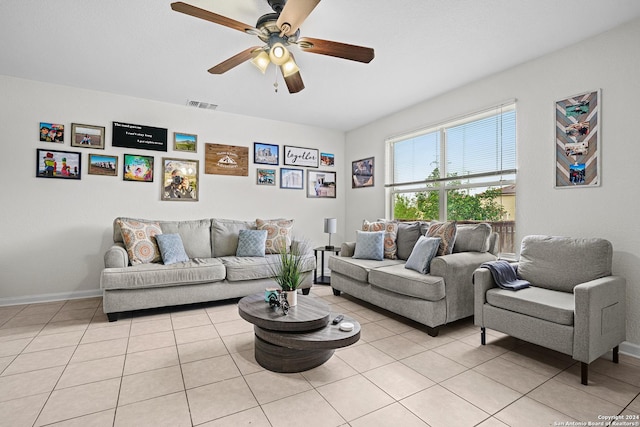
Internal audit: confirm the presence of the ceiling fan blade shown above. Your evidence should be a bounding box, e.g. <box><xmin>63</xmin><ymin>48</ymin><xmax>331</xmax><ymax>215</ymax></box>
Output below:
<box><xmin>276</xmin><ymin>0</ymin><xmax>320</xmax><ymax>36</ymax></box>
<box><xmin>298</xmin><ymin>37</ymin><xmax>374</xmax><ymax>63</ymax></box>
<box><xmin>282</xmin><ymin>69</ymin><xmax>305</xmax><ymax>93</ymax></box>
<box><xmin>208</xmin><ymin>47</ymin><xmax>261</xmax><ymax>74</ymax></box>
<box><xmin>171</xmin><ymin>2</ymin><xmax>257</xmax><ymax>34</ymax></box>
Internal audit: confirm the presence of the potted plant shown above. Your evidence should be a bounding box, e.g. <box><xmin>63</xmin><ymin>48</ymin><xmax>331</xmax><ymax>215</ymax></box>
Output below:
<box><xmin>269</xmin><ymin>240</ymin><xmax>309</xmax><ymax>306</ymax></box>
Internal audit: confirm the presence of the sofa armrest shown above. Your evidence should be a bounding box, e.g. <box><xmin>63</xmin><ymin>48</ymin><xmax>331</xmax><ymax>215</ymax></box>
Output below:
<box><xmin>472</xmin><ymin>267</ymin><xmax>498</xmax><ymax>326</ymax></box>
<box><xmin>573</xmin><ymin>275</ymin><xmax>626</xmax><ymax>363</ymax></box>
<box><xmin>104</xmin><ymin>243</ymin><xmax>129</xmax><ymax>268</ymax></box>
<box><xmin>340</xmin><ymin>242</ymin><xmax>356</xmax><ymax>257</ymax></box>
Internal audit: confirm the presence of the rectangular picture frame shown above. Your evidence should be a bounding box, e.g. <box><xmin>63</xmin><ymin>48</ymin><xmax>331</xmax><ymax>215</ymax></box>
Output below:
<box><xmin>555</xmin><ymin>89</ymin><xmax>601</xmax><ymax>188</ymax></box>
<box><xmin>257</xmin><ymin>168</ymin><xmax>276</xmax><ymax>186</ymax></box>
<box><xmin>254</xmin><ymin>142</ymin><xmax>279</xmax><ymax>165</ymax></box>
<box><xmin>39</xmin><ymin>122</ymin><xmax>64</xmax><ymax>143</ymax></box>
<box><xmin>123</xmin><ymin>154</ymin><xmax>154</xmax><ymax>182</ymax></box>
<box><xmin>36</xmin><ymin>148</ymin><xmax>81</xmax><ymax>179</ymax></box>
<box><xmin>88</xmin><ymin>154</ymin><xmax>118</xmax><ymax>177</ymax></box>
<box><xmin>307</xmin><ymin>170</ymin><xmax>336</xmax><ymax>198</ymax></box>
<box><xmin>174</xmin><ymin>132</ymin><xmax>197</xmax><ymax>153</ymax></box>
<box><xmin>283</xmin><ymin>145</ymin><xmax>319</xmax><ymax>168</ymax></box>
<box><xmin>71</xmin><ymin>123</ymin><xmax>105</xmax><ymax>149</ymax></box>
<box><xmin>280</xmin><ymin>168</ymin><xmax>304</xmax><ymax>189</ymax></box>
<box><xmin>352</xmin><ymin>157</ymin><xmax>374</xmax><ymax>188</ymax></box>
<box><xmin>320</xmin><ymin>152</ymin><xmax>334</xmax><ymax>167</ymax></box>
<box><xmin>161</xmin><ymin>157</ymin><xmax>199</xmax><ymax>201</ymax></box>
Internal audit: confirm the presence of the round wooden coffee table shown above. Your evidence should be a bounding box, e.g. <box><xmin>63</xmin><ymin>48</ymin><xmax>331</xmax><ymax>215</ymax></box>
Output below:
<box><xmin>238</xmin><ymin>293</ymin><xmax>361</xmax><ymax>373</ymax></box>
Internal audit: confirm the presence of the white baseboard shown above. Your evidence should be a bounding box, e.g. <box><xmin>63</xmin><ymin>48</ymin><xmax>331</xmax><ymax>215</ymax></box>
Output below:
<box><xmin>620</xmin><ymin>341</ymin><xmax>640</xmax><ymax>360</ymax></box>
<box><xmin>0</xmin><ymin>289</ymin><xmax>102</xmax><ymax>307</ymax></box>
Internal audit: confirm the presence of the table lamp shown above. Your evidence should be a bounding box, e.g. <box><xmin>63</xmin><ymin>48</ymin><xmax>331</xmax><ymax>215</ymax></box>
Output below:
<box><xmin>323</xmin><ymin>218</ymin><xmax>337</xmax><ymax>249</ymax></box>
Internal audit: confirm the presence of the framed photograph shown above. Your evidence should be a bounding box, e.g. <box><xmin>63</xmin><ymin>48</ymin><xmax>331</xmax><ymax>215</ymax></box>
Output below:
<box><xmin>555</xmin><ymin>89</ymin><xmax>601</xmax><ymax>188</ymax></box>
<box><xmin>280</xmin><ymin>168</ymin><xmax>304</xmax><ymax>189</ymax></box>
<box><xmin>283</xmin><ymin>145</ymin><xmax>319</xmax><ymax>168</ymax></box>
<box><xmin>39</xmin><ymin>122</ymin><xmax>64</xmax><ymax>143</ymax></box>
<box><xmin>71</xmin><ymin>123</ymin><xmax>105</xmax><ymax>149</ymax></box>
<box><xmin>174</xmin><ymin>132</ymin><xmax>197</xmax><ymax>153</ymax></box>
<box><xmin>254</xmin><ymin>142</ymin><xmax>279</xmax><ymax>165</ymax></box>
<box><xmin>257</xmin><ymin>168</ymin><xmax>276</xmax><ymax>186</ymax></box>
<box><xmin>88</xmin><ymin>154</ymin><xmax>118</xmax><ymax>177</ymax></box>
<box><xmin>36</xmin><ymin>148</ymin><xmax>81</xmax><ymax>179</ymax></box>
<box><xmin>123</xmin><ymin>154</ymin><xmax>154</xmax><ymax>182</ymax></box>
<box><xmin>307</xmin><ymin>170</ymin><xmax>336</xmax><ymax>198</ymax></box>
<box><xmin>321</xmin><ymin>152</ymin><xmax>334</xmax><ymax>167</ymax></box>
<box><xmin>204</xmin><ymin>143</ymin><xmax>249</xmax><ymax>176</ymax></box>
<box><xmin>352</xmin><ymin>157</ymin><xmax>374</xmax><ymax>188</ymax></box>
<box><xmin>161</xmin><ymin>157</ymin><xmax>199</xmax><ymax>201</ymax></box>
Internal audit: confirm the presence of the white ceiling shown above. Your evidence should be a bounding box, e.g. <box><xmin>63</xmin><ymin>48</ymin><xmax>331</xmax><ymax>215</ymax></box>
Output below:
<box><xmin>2</xmin><ymin>0</ymin><xmax>640</xmax><ymax>131</ymax></box>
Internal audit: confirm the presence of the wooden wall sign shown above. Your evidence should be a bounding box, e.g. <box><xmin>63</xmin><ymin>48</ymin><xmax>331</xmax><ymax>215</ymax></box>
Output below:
<box><xmin>204</xmin><ymin>143</ymin><xmax>249</xmax><ymax>176</ymax></box>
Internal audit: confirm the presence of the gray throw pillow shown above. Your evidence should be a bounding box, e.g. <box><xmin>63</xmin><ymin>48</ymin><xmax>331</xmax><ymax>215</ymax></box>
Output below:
<box><xmin>236</xmin><ymin>229</ymin><xmax>268</xmax><ymax>257</ymax></box>
<box><xmin>396</xmin><ymin>222</ymin><xmax>423</xmax><ymax>260</ymax></box>
<box><xmin>405</xmin><ymin>236</ymin><xmax>441</xmax><ymax>274</ymax></box>
<box><xmin>156</xmin><ymin>233</ymin><xmax>189</xmax><ymax>265</ymax></box>
<box><xmin>353</xmin><ymin>231</ymin><xmax>385</xmax><ymax>261</ymax></box>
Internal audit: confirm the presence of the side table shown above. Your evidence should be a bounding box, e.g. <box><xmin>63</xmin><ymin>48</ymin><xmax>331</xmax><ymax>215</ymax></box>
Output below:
<box><xmin>313</xmin><ymin>246</ymin><xmax>340</xmax><ymax>285</ymax></box>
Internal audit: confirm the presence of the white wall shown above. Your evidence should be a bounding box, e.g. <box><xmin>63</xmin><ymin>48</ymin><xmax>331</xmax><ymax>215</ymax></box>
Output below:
<box><xmin>0</xmin><ymin>76</ymin><xmax>344</xmax><ymax>304</ymax></box>
<box><xmin>345</xmin><ymin>19</ymin><xmax>640</xmax><ymax>348</ymax></box>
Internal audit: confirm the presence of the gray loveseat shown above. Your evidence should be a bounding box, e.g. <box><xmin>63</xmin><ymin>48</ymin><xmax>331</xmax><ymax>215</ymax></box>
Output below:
<box><xmin>100</xmin><ymin>217</ymin><xmax>315</xmax><ymax>321</ymax></box>
<box><xmin>328</xmin><ymin>222</ymin><xmax>498</xmax><ymax>336</ymax></box>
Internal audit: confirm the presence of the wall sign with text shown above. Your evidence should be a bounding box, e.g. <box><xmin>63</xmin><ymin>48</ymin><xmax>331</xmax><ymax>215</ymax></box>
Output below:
<box><xmin>283</xmin><ymin>145</ymin><xmax>319</xmax><ymax>168</ymax></box>
<box><xmin>112</xmin><ymin>121</ymin><xmax>168</xmax><ymax>152</ymax></box>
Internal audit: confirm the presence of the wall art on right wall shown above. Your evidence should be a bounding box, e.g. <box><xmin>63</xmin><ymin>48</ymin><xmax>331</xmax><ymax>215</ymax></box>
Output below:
<box><xmin>352</xmin><ymin>157</ymin><xmax>374</xmax><ymax>188</ymax></box>
<box><xmin>555</xmin><ymin>89</ymin><xmax>601</xmax><ymax>188</ymax></box>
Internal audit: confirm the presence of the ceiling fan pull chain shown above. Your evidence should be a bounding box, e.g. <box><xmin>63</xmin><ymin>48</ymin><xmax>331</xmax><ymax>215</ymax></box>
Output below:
<box><xmin>273</xmin><ymin>66</ymin><xmax>279</xmax><ymax>93</ymax></box>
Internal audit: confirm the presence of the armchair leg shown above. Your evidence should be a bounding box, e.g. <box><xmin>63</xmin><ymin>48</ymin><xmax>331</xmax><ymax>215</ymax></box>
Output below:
<box><xmin>581</xmin><ymin>362</ymin><xmax>588</xmax><ymax>385</ymax></box>
<box><xmin>481</xmin><ymin>327</ymin><xmax>486</xmax><ymax>345</ymax></box>
<box><xmin>613</xmin><ymin>346</ymin><xmax>619</xmax><ymax>364</ymax></box>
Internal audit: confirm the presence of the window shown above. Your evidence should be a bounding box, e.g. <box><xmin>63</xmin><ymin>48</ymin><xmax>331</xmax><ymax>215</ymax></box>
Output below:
<box><xmin>386</xmin><ymin>102</ymin><xmax>516</xmax><ymax>254</ymax></box>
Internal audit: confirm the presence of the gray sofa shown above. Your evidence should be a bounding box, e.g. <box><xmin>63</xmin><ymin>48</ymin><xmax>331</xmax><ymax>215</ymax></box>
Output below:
<box><xmin>474</xmin><ymin>235</ymin><xmax>626</xmax><ymax>385</ymax></box>
<box><xmin>328</xmin><ymin>223</ymin><xmax>498</xmax><ymax>336</ymax></box>
<box><xmin>100</xmin><ymin>217</ymin><xmax>315</xmax><ymax>321</ymax></box>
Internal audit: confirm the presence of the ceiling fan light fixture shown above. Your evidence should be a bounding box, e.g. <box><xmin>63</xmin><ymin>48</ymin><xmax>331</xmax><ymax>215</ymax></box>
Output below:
<box><xmin>269</xmin><ymin>42</ymin><xmax>290</xmax><ymax>65</ymax></box>
<box><xmin>250</xmin><ymin>50</ymin><xmax>270</xmax><ymax>74</ymax></box>
<box><xmin>281</xmin><ymin>57</ymin><xmax>300</xmax><ymax>77</ymax></box>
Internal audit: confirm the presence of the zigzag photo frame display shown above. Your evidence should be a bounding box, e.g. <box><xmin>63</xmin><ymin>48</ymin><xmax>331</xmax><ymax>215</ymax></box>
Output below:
<box><xmin>554</xmin><ymin>89</ymin><xmax>601</xmax><ymax>188</ymax></box>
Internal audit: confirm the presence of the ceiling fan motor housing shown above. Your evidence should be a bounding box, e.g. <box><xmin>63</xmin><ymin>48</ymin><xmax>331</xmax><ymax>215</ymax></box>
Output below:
<box><xmin>267</xmin><ymin>0</ymin><xmax>287</xmax><ymax>13</ymax></box>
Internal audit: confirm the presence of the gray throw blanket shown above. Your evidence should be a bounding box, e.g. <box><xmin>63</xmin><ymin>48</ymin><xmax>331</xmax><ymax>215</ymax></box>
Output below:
<box><xmin>480</xmin><ymin>260</ymin><xmax>530</xmax><ymax>291</ymax></box>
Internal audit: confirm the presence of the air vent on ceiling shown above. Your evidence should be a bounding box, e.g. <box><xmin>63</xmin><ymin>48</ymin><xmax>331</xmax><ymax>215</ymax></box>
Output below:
<box><xmin>186</xmin><ymin>100</ymin><xmax>218</xmax><ymax>110</ymax></box>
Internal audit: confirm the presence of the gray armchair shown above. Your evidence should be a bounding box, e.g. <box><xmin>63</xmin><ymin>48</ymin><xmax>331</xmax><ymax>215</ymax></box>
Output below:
<box><xmin>474</xmin><ymin>235</ymin><xmax>626</xmax><ymax>385</ymax></box>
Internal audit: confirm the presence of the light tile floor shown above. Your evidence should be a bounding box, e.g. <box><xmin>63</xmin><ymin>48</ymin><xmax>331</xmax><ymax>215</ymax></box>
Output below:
<box><xmin>1</xmin><ymin>286</ymin><xmax>639</xmax><ymax>427</ymax></box>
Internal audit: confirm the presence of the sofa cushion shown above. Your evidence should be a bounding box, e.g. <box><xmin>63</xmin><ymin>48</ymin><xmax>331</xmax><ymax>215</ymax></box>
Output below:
<box><xmin>101</xmin><ymin>258</ymin><xmax>226</xmax><ymax>290</ymax></box>
<box><xmin>328</xmin><ymin>256</ymin><xmax>403</xmax><ymax>282</ymax></box>
<box><xmin>405</xmin><ymin>236</ymin><xmax>441</xmax><ymax>274</ymax></box>
<box><xmin>369</xmin><ymin>264</ymin><xmax>445</xmax><ymax>301</ymax></box>
<box><xmin>486</xmin><ymin>286</ymin><xmax>575</xmax><ymax>325</ymax></box>
<box><xmin>156</xmin><ymin>234</ymin><xmax>189</xmax><ymax>265</ymax></box>
<box><xmin>396</xmin><ymin>221</ymin><xmax>424</xmax><ymax>260</ymax></box>
<box><xmin>256</xmin><ymin>218</ymin><xmax>294</xmax><ymax>254</ymax></box>
<box><xmin>159</xmin><ymin>219</ymin><xmax>212</xmax><ymax>258</ymax></box>
<box><xmin>517</xmin><ymin>235</ymin><xmax>613</xmax><ymax>292</ymax></box>
<box><xmin>363</xmin><ymin>220</ymin><xmax>398</xmax><ymax>259</ymax></box>
<box><xmin>236</xmin><ymin>229</ymin><xmax>267</xmax><ymax>257</ymax></box>
<box><xmin>426</xmin><ymin>221</ymin><xmax>457</xmax><ymax>256</ymax></box>
<box><xmin>211</xmin><ymin>218</ymin><xmax>256</xmax><ymax>257</ymax></box>
<box><xmin>117</xmin><ymin>219</ymin><xmax>162</xmax><ymax>265</ymax></box>
<box><xmin>453</xmin><ymin>223</ymin><xmax>491</xmax><ymax>253</ymax></box>
<box><xmin>353</xmin><ymin>231</ymin><xmax>385</xmax><ymax>261</ymax></box>
<box><xmin>221</xmin><ymin>253</ymin><xmax>315</xmax><ymax>282</ymax></box>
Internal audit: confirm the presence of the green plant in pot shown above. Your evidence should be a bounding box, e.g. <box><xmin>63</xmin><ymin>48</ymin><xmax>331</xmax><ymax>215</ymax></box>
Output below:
<box><xmin>269</xmin><ymin>239</ymin><xmax>309</xmax><ymax>307</ymax></box>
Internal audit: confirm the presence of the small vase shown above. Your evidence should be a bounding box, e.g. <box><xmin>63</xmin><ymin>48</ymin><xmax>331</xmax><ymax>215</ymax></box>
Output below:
<box><xmin>283</xmin><ymin>290</ymin><xmax>297</xmax><ymax>307</ymax></box>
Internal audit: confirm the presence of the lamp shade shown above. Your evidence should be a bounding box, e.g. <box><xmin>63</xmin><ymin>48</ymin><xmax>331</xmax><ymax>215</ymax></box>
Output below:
<box><xmin>269</xmin><ymin>42</ymin><xmax>290</xmax><ymax>65</ymax></box>
<box><xmin>323</xmin><ymin>218</ymin><xmax>337</xmax><ymax>234</ymax></box>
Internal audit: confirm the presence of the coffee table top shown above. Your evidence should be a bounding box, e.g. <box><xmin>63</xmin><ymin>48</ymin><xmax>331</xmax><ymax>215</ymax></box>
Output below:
<box><xmin>238</xmin><ymin>293</ymin><xmax>330</xmax><ymax>332</ymax></box>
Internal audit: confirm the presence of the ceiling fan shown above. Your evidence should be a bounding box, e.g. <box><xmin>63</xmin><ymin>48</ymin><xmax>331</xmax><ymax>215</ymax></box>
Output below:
<box><xmin>170</xmin><ymin>0</ymin><xmax>375</xmax><ymax>94</ymax></box>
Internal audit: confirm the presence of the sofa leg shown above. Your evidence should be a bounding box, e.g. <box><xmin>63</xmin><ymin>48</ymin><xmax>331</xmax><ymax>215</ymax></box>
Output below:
<box><xmin>107</xmin><ymin>313</ymin><xmax>118</xmax><ymax>322</ymax></box>
<box><xmin>481</xmin><ymin>327</ymin><xmax>486</xmax><ymax>345</ymax></box>
<box><xmin>613</xmin><ymin>346</ymin><xmax>619</xmax><ymax>364</ymax></box>
<box><xmin>426</xmin><ymin>326</ymin><xmax>439</xmax><ymax>337</ymax></box>
<box><xmin>581</xmin><ymin>362</ymin><xmax>588</xmax><ymax>385</ymax></box>
<box><xmin>301</xmin><ymin>288</ymin><xmax>310</xmax><ymax>295</ymax></box>
<box><xmin>332</xmin><ymin>288</ymin><xmax>341</xmax><ymax>296</ymax></box>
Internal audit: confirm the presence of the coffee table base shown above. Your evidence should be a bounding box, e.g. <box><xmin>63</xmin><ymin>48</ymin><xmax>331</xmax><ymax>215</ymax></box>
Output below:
<box><xmin>254</xmin><ymin>336</ymin><xmax>334</xmax><ymax>373</ymax></box>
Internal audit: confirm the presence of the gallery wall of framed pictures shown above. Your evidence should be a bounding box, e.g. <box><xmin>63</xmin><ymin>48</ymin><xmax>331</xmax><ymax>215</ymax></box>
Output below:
<box><xmin>35</xmin><ymin>120</ymin><xmax>339</xmax><ymax>201</ymax></box>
